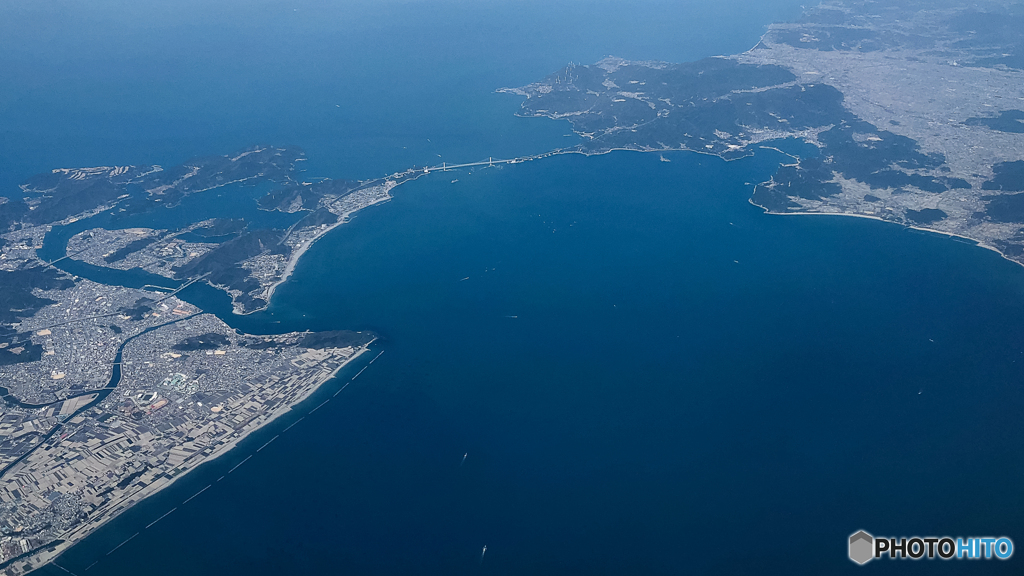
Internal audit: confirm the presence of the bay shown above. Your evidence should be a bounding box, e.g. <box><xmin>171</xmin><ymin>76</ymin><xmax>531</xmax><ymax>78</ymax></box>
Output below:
<box><xmin>4</xmin><ymin>1</ymin><xmax>1023</xmax><ymax>574</ymax></box>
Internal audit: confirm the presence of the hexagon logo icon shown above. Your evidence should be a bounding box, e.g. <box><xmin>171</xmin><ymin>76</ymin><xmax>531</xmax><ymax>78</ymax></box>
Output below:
<box><xmin>849</xmin><ymin>530</ymin><xmax>874</xmax><ymax>565</ymax></box>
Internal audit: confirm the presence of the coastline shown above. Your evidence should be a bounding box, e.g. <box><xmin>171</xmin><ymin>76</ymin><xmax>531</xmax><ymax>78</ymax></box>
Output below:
<box><xmin>15</xmin><ymin>136</ymin><xmax>1019</xmax><ymax>574</ymax></box>
<box><xmin>512</xmin><ymin>137</ymin><xmax>1024</xmax><ymax>273</ymax></box>
<box><xmin>12</xmin><ymin>343</ymin><xmax>375</xmax><ymax>576</ymax></box>
<box><xmin>252</xmin><ymin>183</ymin><xmax>396</xmax><ymax>315</ymax></box>
<box><xmin>746</xmin><ymin>197</ymin><xmax>1023</xmax><ymax>268</ymax></box>
<box><xmin>463</xmin><ymin>137</ymin><xmax>1017</xmax><ymax>272</ymax></box>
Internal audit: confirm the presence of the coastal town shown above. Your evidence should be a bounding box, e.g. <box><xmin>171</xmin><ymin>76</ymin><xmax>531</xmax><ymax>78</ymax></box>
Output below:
<box><xmin>0</xmin><ymin>303</ymin><xmax>368</xmax><ymax>572</ymax></box>
<box><xmin>508</xmin><ymin>1</ymin><xmax>1024</xmax><ymax>266</ymax></box>
<box><xmin>0</xmin><ymin>253</ymin><xmax>372</xmax><ymax>573</ymax></box>
<box><xmin>0</xmin><ymin>149</ymin><xmax>379</xmax><ymax>574</ymax></box>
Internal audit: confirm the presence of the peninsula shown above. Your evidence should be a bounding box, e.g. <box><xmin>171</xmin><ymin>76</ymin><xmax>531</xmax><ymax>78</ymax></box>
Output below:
<box><xmin>503</xmin><ymin>0</ymin><xmax>1024</xmax><ymax>263</ymax></box>
<box><xmin>0</xmin><ymin>147</ymin><xmax>392</xmax><ymax>574</ymax></box>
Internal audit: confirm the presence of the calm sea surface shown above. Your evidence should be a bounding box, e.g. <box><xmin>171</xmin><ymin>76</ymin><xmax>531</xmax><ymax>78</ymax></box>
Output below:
<box><xmin>4</xmin><ymin>2</ymin><xmax>1024</xmax><ymax>575</ymax></box>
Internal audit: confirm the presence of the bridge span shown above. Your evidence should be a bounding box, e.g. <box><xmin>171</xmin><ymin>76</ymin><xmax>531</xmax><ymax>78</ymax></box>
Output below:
<box><xmin>414</xmin><ymin>149</ymin><xmax>571</xmax><ymax>175</ymax></box>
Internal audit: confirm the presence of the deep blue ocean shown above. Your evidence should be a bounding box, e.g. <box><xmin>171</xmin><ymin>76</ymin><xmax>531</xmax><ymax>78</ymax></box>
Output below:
<box><xmin>5</xmin><ymin>1</ymin><xmax>1024</xmax><ymax>575</ymax></box>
